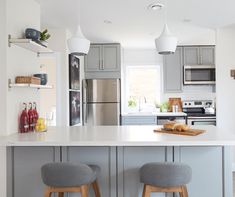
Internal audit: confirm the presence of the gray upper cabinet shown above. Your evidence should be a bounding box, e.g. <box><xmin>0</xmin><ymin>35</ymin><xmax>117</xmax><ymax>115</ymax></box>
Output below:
<box><xmin>85</xmin><ymin>44</ymin><xmax>121</xmax><ymax>76</ymax></box>
<box><xmin>200</xmin><ymin>46</ymin><xmax>215</xmax><ymax>65</ymax></box>
<box><xmin>183</xmin><ymin>46</ymin><xmax>215</xmax><ymax>65</ymax></box>
<box><xmin>163</xmin><ymin>47</ymin><xmax>183</xmax><ymax>93</ymax></box>
<box><xmin>184</xmin><ymin>47</ymin><xmax>200</xmax><ymax>65</ymax></box>
<box><xmin>103</xmin><ymin>44</ymin><xmax>120</xmax><ymax>71</ymax></box>
<box><xmin>85</xmin><ymin>45</ymin><xmax>102</xmax><ymax>71</ymax></box>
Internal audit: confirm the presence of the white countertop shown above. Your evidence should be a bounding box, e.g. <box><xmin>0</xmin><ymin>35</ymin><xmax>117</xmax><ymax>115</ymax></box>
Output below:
<box><xmin>122</xmin><ymin>112</ymin><xmax>187</xmax><ymax>117</ymax></box>
<box><xmin>1</xmin><ymin>125</ymin><xmax>235</xmax><ymax>146</ymax></box>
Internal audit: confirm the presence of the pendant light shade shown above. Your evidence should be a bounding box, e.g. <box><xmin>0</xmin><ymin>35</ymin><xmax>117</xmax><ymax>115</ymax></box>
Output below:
<box><xmin>67</xmin><ymin>26</ymin><xmax>90</xmax><ymax>56</ymax></box>
<box><xmin>155</xmin><ymin>24</ymin><xmax>177</xmax><ymax>55</ymax></box>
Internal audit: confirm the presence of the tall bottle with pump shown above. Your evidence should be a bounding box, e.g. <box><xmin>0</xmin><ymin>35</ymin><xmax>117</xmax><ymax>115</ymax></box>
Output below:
<box><xmin>28</xmin><ymin>102</ymin><xmax>34</xmax><ymax>132</ymax></box>
<box><xmin>33</xmin><ymin>102</ymin><xmax>39</xmax><ymax>130</ymax></box>
<box><xmin>19</xmin><ymin>103</ymin><xmax>29</xmax><ymax>133</ymax></box>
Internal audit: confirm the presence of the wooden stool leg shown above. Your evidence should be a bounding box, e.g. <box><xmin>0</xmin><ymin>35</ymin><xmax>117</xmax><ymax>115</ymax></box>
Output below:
<box><xmin>142</xmin><ymin>184</ymin><xmax>151</xmax><ymax>197</ymax></box>
<box><xmin>81</xmin><ymin>185</ymin><xmax>89</xmax><ymax>197</ymax></box>
<box><xmin>182</xmin><ymin>185</ymin><xmax>188</xmax><ymax>197</ymax></box>
<box><xmin>92</xmin><ymin>180</ymin><xmax>101</xmax><ymax>197</ymax></box>
<box><xmin>44</xmin><ymin>187</ymin><xmax>52</xmax><ymax>197</ymax></box>
<box><xmin>58</xmin><ymin>192</ymin><xmax>64</xmax><ymax>197</ymax></box>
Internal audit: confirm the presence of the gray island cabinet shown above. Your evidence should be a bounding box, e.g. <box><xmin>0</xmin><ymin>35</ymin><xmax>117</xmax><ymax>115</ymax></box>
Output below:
<box><xmin>5</xmin><ymin>125</ymin><xmax>233</xmax><ymax>197</ymax></box>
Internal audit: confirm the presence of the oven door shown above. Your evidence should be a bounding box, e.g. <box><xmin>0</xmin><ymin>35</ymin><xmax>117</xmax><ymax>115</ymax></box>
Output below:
<box><xmin>187</xmin><ymin>117</ymin><xmax>216</xmax><ymax>126</ymax></box>
<box><xmin>184</xmin><ymin>65</ymin><xmax>216</xmax><ymax>85</ymax></box>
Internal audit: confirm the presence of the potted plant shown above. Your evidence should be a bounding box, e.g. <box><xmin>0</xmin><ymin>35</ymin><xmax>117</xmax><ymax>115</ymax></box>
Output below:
<box><xmin>160</xmin><ymin>101</ymin><xmax>169</xmax><ymax>112</ymax></box>
<box><xmin>127</xmin><ymin>97</ymin><xmax>137</xmax><ymax>112</ymax></box>
<box><xmin>40</xmin><ymin>29</ymin><xmax>51</xmax><ymax>47</ymax></box>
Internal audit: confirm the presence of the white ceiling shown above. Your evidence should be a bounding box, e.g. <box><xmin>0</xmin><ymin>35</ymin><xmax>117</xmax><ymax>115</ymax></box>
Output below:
<box><xmin>36</xmin><ymin>0</ymin><xmax>235</xmax><ymax>48</ymax></box>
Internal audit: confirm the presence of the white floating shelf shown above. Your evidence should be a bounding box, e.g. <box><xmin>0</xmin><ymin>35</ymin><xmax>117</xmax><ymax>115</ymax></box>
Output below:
<box><xmin>9</xmin><ymin>83</ymin><xmax>53</xmax><ymax>89</ymax></box>
<box><xmin>8</xmin><ymin>35</ymin><xmax>53</xmax><ymax>55</ymax></box>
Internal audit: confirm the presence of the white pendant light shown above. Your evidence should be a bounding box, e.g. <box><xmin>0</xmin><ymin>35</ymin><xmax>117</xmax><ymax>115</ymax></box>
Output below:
<box><xmin>155</xmin><ymin>0</ymin><xmax>177</xmax><ymax>55</ymax></box>
<box><xmin>155</xmin><ymin>24</ymin><xmax>177</xmax><ymax>55</ymax></box>
<box><xmin>67</xmin><ymin>0</ymin><xmax>90</xmax><ymax>56</ymax></box>
<box><xmin>67</xmin><ymin>26</ymin><xmax>90</xmax><ymax>55</ymax></box>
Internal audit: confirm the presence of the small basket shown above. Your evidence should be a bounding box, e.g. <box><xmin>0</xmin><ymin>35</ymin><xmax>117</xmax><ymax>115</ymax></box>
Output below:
<box><xmin>15</xmin><ymin>76</ymin><xmax>41</xmax><ymax>85</ymax></box>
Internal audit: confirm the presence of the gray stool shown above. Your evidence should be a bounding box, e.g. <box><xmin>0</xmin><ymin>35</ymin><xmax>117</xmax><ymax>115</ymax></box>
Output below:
<box><xmin>41</xmin><ymin>162</ymin><xmax>101</xmax><ymax>197</ymax></box>
<box><xmin>140</xmin><ymin>162</ymin><xmax>192</xmax><ymax>197</ymax></box>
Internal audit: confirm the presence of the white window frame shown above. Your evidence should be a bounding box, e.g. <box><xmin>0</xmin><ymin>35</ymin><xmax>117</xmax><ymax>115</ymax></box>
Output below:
<box><xmin>124</xmin><ymin>65</ymin><xmax>161</xmax><ymax>112</ymax></box>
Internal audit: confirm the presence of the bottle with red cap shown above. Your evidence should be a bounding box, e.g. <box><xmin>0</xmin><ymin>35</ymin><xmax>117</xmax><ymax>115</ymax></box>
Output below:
<box><xmin>19</xmin><ymin>103</ymin><xmax>29</xmax><ymax>133</ymax></box>
<box><xmin>28</xmin><ymin>102</ymin><xmax>34</xmax><ymax>132</ymax></box>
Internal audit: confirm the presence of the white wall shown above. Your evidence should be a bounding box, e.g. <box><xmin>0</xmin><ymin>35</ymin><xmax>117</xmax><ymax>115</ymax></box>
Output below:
<box><xmin>6</xmin><ymin>0</ymin><xmax>41</xmax><ymax>134</ymax></box>
<box><xmin>0</xmin><ymin>1</ymin><xmax>41</xmax><ymax>196</ymax></box>
<box><xmin>39</xmin><ymin>57</ymin><xmax>56</xmax><ymax>125</ymax></box>
<box><xmin>216</xmin><ymin>26</ymin><xmax>235</xmax><ymax>129</ymax></box>
<box><xmin>0</xmin><ymin>0</ymin><xmax>7</xmax><ymax>136</ymax></box>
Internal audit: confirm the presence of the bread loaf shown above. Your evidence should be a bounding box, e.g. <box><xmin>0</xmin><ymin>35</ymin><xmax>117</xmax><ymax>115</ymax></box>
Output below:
<box><xmin>163</xmin><ymin>121</ymin><xmax>176</xmax><ymax>130</ymax></box>
<box><xmin>173</xmin><ymin>123</ymin><xmax>190</xmax><ymax>132</ymax></box>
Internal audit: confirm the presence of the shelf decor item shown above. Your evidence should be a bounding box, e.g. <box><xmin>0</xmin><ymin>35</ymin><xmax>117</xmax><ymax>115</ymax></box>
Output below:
<box><xmin>69</xmin><ymin>54</ymin><xmax>80</xmax><ymax>90</ymax></box>
<box><xmin>39</xmin><ymin>29</ymin><xmax>51</xmax><ymax>47</ymax></box>
<box><xmin>33</xmin><ymin>73</ymin><xmax>48</xmax><ymax>85</ymax></box>
<box><xmin>15</xmin><ymin>76</ymin><xmax>40</xmax><ymax>85</ymax></box>
<box><xmin>69</xmin><ymin>91</ymin><xmax>81</xmax><ymax>126</ymax></box>
<box><xmin>25</xmin><ymin>28</ymin><xmax>40</xmax><ymax>41</ymax></box>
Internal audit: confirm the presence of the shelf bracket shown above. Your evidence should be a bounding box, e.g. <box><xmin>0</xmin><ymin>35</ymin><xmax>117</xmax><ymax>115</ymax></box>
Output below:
<box><xmin>8</xmin><ymin>34</ymin><xmax>12</xmax><ymax>47</ymax></box>
<box><xmin>8</xmin><ymin>79</ymin><xmax>12</xmax><ymax>89</ymax></box>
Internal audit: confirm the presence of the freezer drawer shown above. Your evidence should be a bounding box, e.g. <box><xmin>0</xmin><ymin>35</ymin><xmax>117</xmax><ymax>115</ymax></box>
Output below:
<box><xmin>83</xmin><ymin>103</ymin><xmax>120</xmax><ymax>125</ymax></box>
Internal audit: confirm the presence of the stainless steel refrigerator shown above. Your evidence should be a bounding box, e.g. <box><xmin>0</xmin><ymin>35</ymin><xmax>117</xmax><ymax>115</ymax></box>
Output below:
<box><xmin>82</xmin><ymin>79</ymin><xmax>121</xmax><ymax>125</ymax></box>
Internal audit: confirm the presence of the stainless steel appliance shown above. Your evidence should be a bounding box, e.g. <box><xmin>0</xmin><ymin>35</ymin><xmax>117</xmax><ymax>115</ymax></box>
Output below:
<box><xmin>82</xmin><ymin>79</ymin><xmax>121</xmax><ymax>125</ymax></box>
<box><xmin>184</xmin><ymin>65</ymin><xmax>216</xmax><ymax>85</ymax></box>
<box><xmin>182</xmin><ymin>100</ymin><xmax>216</xmax><ymax>126</ymax></box>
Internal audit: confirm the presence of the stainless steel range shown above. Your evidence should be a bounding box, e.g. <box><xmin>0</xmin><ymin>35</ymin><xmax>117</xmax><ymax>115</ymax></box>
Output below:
<box><xmin>182</xmin><ymin>100</ymin><xmax>216</xmax><ymax>126</ymax></box>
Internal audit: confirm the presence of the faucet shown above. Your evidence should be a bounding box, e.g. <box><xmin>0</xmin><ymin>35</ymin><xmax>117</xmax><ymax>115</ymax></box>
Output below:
<box><xmin>138</xmin><ymin>96</ymin><xmax>147</xmax><ymax>112</ymax></box>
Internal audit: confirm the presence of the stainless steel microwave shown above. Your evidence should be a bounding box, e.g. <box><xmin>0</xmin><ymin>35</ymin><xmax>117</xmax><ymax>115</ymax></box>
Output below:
<box><xmin>183</xmin><ymin>65</ymin><xmax>216</xmax><ymax>85</ymax></box>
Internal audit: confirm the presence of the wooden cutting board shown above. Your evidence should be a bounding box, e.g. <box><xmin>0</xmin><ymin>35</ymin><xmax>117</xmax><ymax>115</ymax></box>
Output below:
<box><xmin>154</xmin><ymin>128</ymin><xmax>205</xmax><ymax>136</ymax></box>
<box><xmin>168</xmin><ymin>98</ymin><xmax>183</xmax><ymax>112</ymax></box>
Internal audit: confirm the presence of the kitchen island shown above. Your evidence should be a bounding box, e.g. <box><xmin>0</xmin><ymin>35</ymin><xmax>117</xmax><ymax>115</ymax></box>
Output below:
<box><xmin>2</xmin><ymin>125</ymin><xmax>235</xmax><ymax>197</ymax></box>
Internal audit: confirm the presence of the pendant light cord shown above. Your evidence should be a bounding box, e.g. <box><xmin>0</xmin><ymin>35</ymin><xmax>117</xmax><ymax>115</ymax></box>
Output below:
<box><xmin>78</xmin><ymin>0</ymin><xmax>81</xmax><ymax>25</ymax></box>
<box><xmin>164</xmin><ymin>0</ymin><xmax>167</xmax><ymax>24</ymax></box>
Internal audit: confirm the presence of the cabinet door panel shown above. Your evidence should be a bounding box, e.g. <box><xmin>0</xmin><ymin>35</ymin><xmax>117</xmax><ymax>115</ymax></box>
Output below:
<box><xmin>119</xmin><ymin>147</ymin><xmax>168</xmax><ymax>197</ymax></box>
<box><xmin>121</xmin><ymin>116</ymin><xmax>157</xmax><ymax>125</ymax></box>
<box><xmin>85</xmin><ymin>45</ymin><xmax>102</xmax><ymax>71</ymax></box>
<box><xmin>103</xmin><ymin>45</ymin><xmax>120</xmax><ymax>71</ymax></box>
<box><xmin>200</xmin><ymin>47</ymin><xmax>215</xmax><ymax>65</ymax></box>
<box><xmin>184</xmin><ymin>47</ymin><xmax>200</xmax><ymax>65</ymax></box>
<box><xmin>66</xmin><ymin>147</ymin><xmax>116</xmax><ymax>197</ymax></box>
<box><xmin>164</xmin><ymin>47</ymin><xmax>183</xmax><ymax>92</ymax></box>
<box><xmin>178</xmin><ymin>147</ymin><xmax>223</xmax><ymax>197</ymax></box>
<box><xmin>12</xmin><ymin>147</ymin><xmax>58</xmax><ymax>197</ymax></box>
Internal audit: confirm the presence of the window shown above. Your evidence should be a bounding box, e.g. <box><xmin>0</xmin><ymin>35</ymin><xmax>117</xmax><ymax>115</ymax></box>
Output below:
<box><xmin>125</xmin><ymin>65</ymin><xmax>161</xmax><ymax>112</ymax></box>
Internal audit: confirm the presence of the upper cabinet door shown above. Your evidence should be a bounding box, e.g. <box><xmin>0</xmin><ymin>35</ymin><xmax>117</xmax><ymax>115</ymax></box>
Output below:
<box><xmin>103</xmin><ymin>44</ymin><xmax>121</xmax><ymax>71</ymax></box>
<box><xmin>200</xmin><ymin>46</ymin><xmax>215</xmax><ymax>65</ymax></box>
<box><xmin>183</xmin><ymin>47</ymin><xmax>200</xmax><ymax>65</ymax></box>
<box><xmin>85</xmin><ymin>45</ymin><xmax>102</xmax><ymax>72</ymax></box>
<box><xmin>164</xmin><ymin>47</ymin><xmax>183</xmax><ymax>93</ymax></box>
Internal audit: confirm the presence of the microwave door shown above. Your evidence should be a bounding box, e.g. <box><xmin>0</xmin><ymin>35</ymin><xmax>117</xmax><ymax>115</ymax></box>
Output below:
<box><xmin>184</xmin><ymin>65</ymin><xmax>216</xmax><ymax>85</ymax></box>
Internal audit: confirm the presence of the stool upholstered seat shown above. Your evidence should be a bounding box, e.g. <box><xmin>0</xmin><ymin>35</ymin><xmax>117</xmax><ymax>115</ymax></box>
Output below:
<box><xmin>140</xmin><ymin>162</ymin><xmax>192</xmax><ymax>197</ymax></box>
<box><xmin>41</xmin><ymin>162</ymin><xmax>101</xmax><ymax>197</ymax></box>
<box><xmin>140</xmin><ymin>162</ymin><xmax>192</xmax><ymax>187</ymax></box>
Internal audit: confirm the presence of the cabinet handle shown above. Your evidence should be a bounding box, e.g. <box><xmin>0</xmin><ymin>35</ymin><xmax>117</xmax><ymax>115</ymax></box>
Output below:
<box><xmin>201</xmin><ymin>55</ymin><xmax>203</xmax><ymax>64</ymax></box>
<box><xmin>99</xmin><ymin>60</ymin><xmax>102</xmax><ymax>70</ymax></box>
<box><xmin>102</xmin><ymin>60</ymin><xmax>104</xmax><ymax>70</ymax></box>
